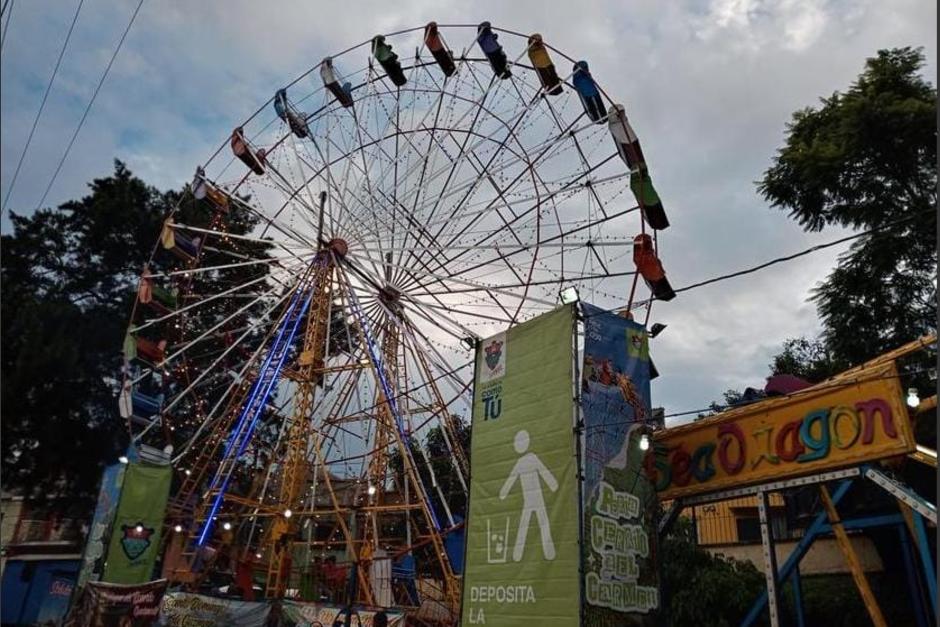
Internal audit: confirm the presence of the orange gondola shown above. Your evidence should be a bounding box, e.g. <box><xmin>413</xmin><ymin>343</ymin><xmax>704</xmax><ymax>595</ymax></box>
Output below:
<box><xmin>633</xmin><ymin>234</ymin><xmax>675</xmax><ymax>301</ymax></box>
<box><xmin>231</xmin><ymin>127</ymin><xmax>267</xmax><ymax>175</ymax></box>
<box><xmin>424</xmin><ymin>22</ymin><xmax>456</xmax><ymax>77</ymax></box>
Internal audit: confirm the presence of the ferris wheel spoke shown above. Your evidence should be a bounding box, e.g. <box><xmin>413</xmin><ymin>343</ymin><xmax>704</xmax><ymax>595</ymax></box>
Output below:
<box><xmin>399</xmin><ymin>115</ymin><xmax>583</xmax><ymax>275</ymax></box>
<box><xmin>158</xmin><ymin>276</ymin><xmax>300</xmax><ymax>369</ymax></box>
<box><xmin>161</xmin><ymin>269</ymin><xmax>309</xmax><ymax>447</ymax></box>
<box><xmin>132</xmin><ymin>269</ymin><xmax>283</xmax><ymax>335</ymax></box>
<box><xmin>163</xmin><ymin>292</ymin><xmax>297</xmax><ymax>459</ymax></box>
<box><xmin>409</xmin><ymin>152</ymin><xmax>622</xmax><ymax>289</ymax></box>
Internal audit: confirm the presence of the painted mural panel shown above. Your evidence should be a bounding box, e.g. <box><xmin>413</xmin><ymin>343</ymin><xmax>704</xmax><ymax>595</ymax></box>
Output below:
<box><xmin>580</xmin><ymin>303</ymin><xmax>660</xmax><ymax>625</ymax></box>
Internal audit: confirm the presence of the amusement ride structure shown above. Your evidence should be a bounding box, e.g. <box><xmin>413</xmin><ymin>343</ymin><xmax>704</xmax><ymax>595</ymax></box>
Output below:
<box><xmin>119</xmin><ymin>22</ymin><xmax>674</xmax><ymax>621</ymax></box>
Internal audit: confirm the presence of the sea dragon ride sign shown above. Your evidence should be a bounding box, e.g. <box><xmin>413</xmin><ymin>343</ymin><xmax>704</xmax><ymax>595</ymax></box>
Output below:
<box><xmin>653</xmin><ymin>362</ymin><xmax>914</xmax><ymax>500</ymax></box>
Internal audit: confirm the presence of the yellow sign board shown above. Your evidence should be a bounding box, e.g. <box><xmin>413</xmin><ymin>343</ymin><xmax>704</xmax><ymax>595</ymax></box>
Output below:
<box><xmin>653</xmin><ymin>363</ymin><xmax>914</xmax><ymax>500</ymax></box>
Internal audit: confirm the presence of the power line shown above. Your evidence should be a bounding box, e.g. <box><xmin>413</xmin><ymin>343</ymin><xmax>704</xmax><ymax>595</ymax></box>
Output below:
<box><xmin>0</xmin><ymin>0</ymin><xmax>13</xmax><ymax>53</ymax></box>
<box><xmin>583</xmin><ymin>366</ymin><xmax>933</xmax><ymax>433</ymax></box>
<box><xmin>33</xmin><ymin>0</ymin><xmax>145</xmax><ymax>212</ymax></box>
<box><xmin>670</xmin><ymin>210</ymin><xmax>932</xmax><ymax>297</ymax></box>
<box><xmin>660</xmin><ymin>365</ymin><xmax>933</xmax><ymax>421</ymax></box>
<box><xmin>584</xmin><ymin>208</ymin><xmax>934</xmax><ymax>319</ymax></box>
<box><xmin>1</xmin><ymin>0</ymin><xmax>85</xmax><ymax>214</ymax></box>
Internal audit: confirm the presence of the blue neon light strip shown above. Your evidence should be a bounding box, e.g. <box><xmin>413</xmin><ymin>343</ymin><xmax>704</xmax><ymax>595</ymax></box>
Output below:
<box><xmin>344</xmin><ymin>284</ymin><xmax>443</xmax><ymax>531</ymax></box>
<box><xmin>197</xmin><ymin>261</ymin><xmax>322</xmax><ymax>546</ymax></box>
<box><xmin>220</xmin><ymin>282</ymin><xmax>307</xmax><ymax>460</ymax></box>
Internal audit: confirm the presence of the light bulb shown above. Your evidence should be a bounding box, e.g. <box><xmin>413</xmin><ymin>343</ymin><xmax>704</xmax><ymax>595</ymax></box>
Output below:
<box><xmin>135</xmin><ymin>525</ymin><xmax>144</xmax><ymax>533</ymax></box>
<box><xmin>223</xmin><ymin>522</ymin><xmax>232</xmax><ymax>531</ymax></box>
<box><xmin>256</xmin><ymin>552</ymin><xmax>262</xmax><ymax>559</ymax></box>
<box><xmin>559</xmin><ymin>286</ymin><xmax>580</xmax><ymax>304</ymax></box>
<box><xmin>639</xmin><ymin>434</ymin><xmax>651</xmax><ymax>451</ymax></box>
<box><xmin>907</xmin><ymin>388</ymin><xmax>920</xmax><ymax>408</ymax></box>
<box><xmin>367</xmin><ymin>485</ymin><xmax>377</xmax><ymax>495</ymax></box>
<box><xmin>284</xmin><ymin>509</ymin><xmax>293</xmax><ymax>519</ymax></box>
<box><xmin>184</xmin><ymin>469</ymin><xmax>192</xmax><ymax>476</ymax></box>
<box><xmin>118</xmin><ymin>456</ymin><xmax>129</xmax><ymax>464</ymax></box>
<box><xmin>174</xmin><ymin>524</ymin><xmax>183</xmax><ymax>533</ymax></box>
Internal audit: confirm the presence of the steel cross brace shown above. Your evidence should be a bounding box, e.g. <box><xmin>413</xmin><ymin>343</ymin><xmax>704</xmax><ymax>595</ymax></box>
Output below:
<box><xmin>864</xmin><ymin>466</ymin><xmax>937</xmax><ymax>524</ymax></box>
<box><xmin>741</xmin><ymin>477</ymin><xmax>855</xmax><ymax>627</ymax></box>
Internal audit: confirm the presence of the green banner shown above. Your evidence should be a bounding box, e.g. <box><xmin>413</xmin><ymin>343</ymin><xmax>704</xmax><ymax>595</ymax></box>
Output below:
<box><xmin>102</xmin><ymin>462</ymin><xmax>172</xmax><ymax>584</ymax></box>
<box><xmin>461</xmin><ymin>305</ymin><xmax>579</xmax><ymax>626</ymax></box>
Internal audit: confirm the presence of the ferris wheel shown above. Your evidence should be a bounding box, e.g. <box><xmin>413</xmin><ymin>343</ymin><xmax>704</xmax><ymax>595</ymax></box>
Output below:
<box><xmin>119</xmin><ymin>21</ymin><xmax>673</xmax><ymax>618</ymax></box>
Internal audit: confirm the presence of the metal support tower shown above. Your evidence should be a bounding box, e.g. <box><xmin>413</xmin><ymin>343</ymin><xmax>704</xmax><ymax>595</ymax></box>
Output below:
<box><xmin>263</xmin><ymin>249</ymin><xmax>336</xmax><ymax>597</ymax></box>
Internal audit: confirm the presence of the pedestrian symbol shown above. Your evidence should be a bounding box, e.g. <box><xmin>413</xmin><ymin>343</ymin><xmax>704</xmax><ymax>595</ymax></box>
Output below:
<box><xmin>499</xmin><ymin>430</ymin><xmax>558</xmax><ymax>561</ymax></box>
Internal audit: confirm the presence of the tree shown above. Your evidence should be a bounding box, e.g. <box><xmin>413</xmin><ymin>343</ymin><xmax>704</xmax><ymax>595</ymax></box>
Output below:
<box><xmin>1</xmin><ymin>162</ymin><xmax>169</xmax><ymax>506</ymax></box>
<box><xmin>768</xmin><ymin>336</ymin><xmax>846</xmax><ymax>382</ymax></box>
<box><xmin>1</xmin><ymin>161</ymin><xmax>270</xmax><ymax>506</ymax></box>
<box><xmin>758</xmin><ymin>47</ymin><xmax>937</xmax><ymax>367</ymax></box>
<box><xmin>660</xmin><ymin>517</ymin><xmax>766</xmax><ymax>626</ymax></box>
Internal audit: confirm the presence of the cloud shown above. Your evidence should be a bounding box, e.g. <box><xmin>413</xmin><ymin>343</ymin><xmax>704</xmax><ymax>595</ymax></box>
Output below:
<box><xmin>1</xmin><ymin>0</ymin><xmax>935</xmax><ymax>419</ymax></box>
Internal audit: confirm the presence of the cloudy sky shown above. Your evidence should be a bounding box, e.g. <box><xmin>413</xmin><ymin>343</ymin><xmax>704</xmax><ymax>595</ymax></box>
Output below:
<box><xmin>1</xmin><ymin>0</ymin><xmax>935</xmax><ymax>424</ymax></box>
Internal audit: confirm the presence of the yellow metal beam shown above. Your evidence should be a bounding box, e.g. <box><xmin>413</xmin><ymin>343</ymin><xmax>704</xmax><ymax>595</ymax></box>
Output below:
<box><xmin>819</xmin><ymin>485</ymin><xmax>887</xmax><ymax>627</ymax></box>
<box><xmin>915</xmin><ymin>395</ymin><xmax>938</xmax><ymax>414</ymax></box>
<box><xmin>908</xmin><ymin>445</ymin><xmax>938</xmax><ymax>468</ymax></box>
<box><xmin>826</xmin><ymin>335</ymin><xmax>936</xmax><ymax>386</ymax></box>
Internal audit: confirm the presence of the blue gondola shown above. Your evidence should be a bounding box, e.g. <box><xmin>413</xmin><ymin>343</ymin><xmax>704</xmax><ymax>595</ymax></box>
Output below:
<box><xmin>477</xmin><ymin>22</ymin><xmax>511</xmax><ymax>79</ymax></box>
<box><xmin>118</xmin><ymin>367</ymin><xmax>165</xmax><ymax>427</ymax></box>
<box><xmin>573</xmin><ymin>61</ymin><xmax>605</xmax><ymax>123</ymax></box>
<box><xmin>274</xmin><ymin>88</ymin><xmax>311</xmax><ymax>139</ymax></box>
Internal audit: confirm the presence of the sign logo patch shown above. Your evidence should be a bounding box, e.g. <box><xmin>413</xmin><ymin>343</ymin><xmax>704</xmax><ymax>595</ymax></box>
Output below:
<box><xmin>120</xmin><ymin>522</ymin><xmax>154</xmax><ymax>560</ymax></box>
<box><xmin>479</xmin><ymin>332</ymin><xmax>507</xmax><ymax>383</ymax></box>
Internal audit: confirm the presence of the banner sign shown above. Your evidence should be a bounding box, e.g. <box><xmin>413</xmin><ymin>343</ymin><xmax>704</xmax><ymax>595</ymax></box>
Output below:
<box><xmin>67</xmin><ymin>579</ymin><xmax>168</xmax><ymax>626</ymax></box>
<box><xmin>280</xmin><ymin>601</ymin><xmax>404</xmax><ymax>626</ymax></box>
<box><xmin>654</xmin><ymin>362</ymin><xmax>914</xmax><ymax>500</ymax></box>
<box><xmin>461</xmin><ymin>305</ymin><xmax>580</xmax><ymax>626</ymax></box>
<box><xmin>102</xmin><ymin>463</ymin><xmax>172</xmax><ymax>584</ymax></box>
<box><xmin>77</xmin><ymin>461</ymin><xmax>127</xmax><ymax>588</ymax></box>
<box><xmin>157</xmin><ymin>592</ymin><xmax>270</xmax><ymax>626</ymax></box>
<box><xmin>580</xmin><ymin>303</ymin><xmax>660</xmax><ymax>624</ymax></box>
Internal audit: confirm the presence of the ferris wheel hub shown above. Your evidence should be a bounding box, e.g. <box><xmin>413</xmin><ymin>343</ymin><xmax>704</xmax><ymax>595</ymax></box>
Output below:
<box><xmin>327</xmin><ymin>238</ymin><xmax>349</xmax><ymax>258</ymax></box>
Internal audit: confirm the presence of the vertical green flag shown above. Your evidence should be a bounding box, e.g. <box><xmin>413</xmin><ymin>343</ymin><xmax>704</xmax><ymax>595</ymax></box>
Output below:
<box><xmin>461</xmin><ymin>305</ymin><xmax>579</xmax><ymax>626</ymax></box>
<box><xmin>102</xmin><ymin>462</ymin><xmax>172</xmax><ymax>584</ymax></box>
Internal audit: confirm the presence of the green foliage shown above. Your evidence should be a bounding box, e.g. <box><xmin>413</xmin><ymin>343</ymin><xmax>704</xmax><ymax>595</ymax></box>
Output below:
<box><xmin>769</xmin><ymin>336</ymin><xmax>846</xmax><ymax>382</ymax></box>
<box><xmin>660</xmin><ymin>517</ymin><xmax>767</xmax><ymax>626</ymax></box>
<box><xmin>0</xmin><ymin>160</ymin><xmax>270</xmax><ymax>506</ymax></box>
<box><xmin>758</xmin><ymin>47</ymin><xmax>937</xmax><ymax>367</ymax></box>
<box><xmin>1</xmin><ymin>162</ymin><xmax>169</xmax><ymax>505</ymax></box>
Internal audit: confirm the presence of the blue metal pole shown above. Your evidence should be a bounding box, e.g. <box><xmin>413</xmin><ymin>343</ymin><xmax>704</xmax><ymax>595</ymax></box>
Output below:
<box><xmin>741</xmin><ymin>478</ymin><xmax>855</xmax><ymax>627</ymax></box>
<box><xmin>912</xmin><ymin>511</ymin><xmax>937</xmax><ymax>618</ymax></box>
<box><xmin>792</xmin><ymin>565</ymin><xmax>805</xmax><ymax>627</ymax></box>
<box><xmin>897</xmin><ymin>523</ymin><xmax>928</xmax><ymax>627</ymax></box>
